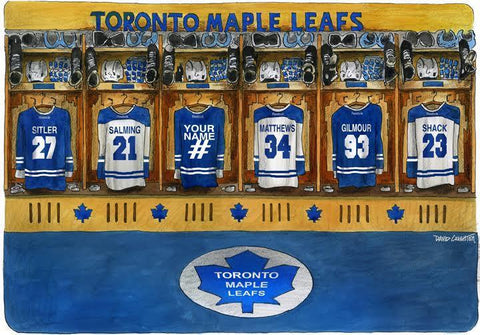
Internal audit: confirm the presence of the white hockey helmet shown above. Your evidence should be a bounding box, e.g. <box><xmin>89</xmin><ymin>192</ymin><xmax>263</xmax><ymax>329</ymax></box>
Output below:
<box><xmin>417</xmin><ymin>57</ymin><xmax>438</xmax><ymax>79</ymax></box>
<box><xmin>185</xmin><ymin>60</ymin><xmax>207</xmax><ymax>82</ymax></box>
<box><xmin>259</xmin><ymin>61</ymin><xmax>281</xmax><ymax>82</ymax></box>
<box><xmin>101</xmin><ymin>60</ymin><xmax>124</xmax><ymax>82</ymax></box>
<box><xmin>26</xmin><ymin>60</ymin><xmax>48</xmax><ymax>82</ymax></box>
<box><xmin>340</xmin><ymin>60</ymin><xmax>362</xmax><ymax>81</ymax></box>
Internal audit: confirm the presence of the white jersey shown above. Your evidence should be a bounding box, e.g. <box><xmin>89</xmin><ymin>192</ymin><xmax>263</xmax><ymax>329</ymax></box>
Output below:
<box><xmin>254</xmin><ymin>104</ymin><xmax>305</xmax><ymax>188</ymax></box>
<box><xmin>97</xmin><ymin>105</ymin><xmax>151</xmax><ymax>190</ymax></box>
<box><xmin>407</xmin><ymin>103</ymin><xmax>459</xmax><ymax>189</ymax></box>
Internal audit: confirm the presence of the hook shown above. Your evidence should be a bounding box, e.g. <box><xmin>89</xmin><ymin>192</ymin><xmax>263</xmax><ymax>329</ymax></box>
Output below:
<box><xmin>432</xmin><ymin>90</ymin><xmax>437</xmax><ymax>102</ymax></box>
<box><xmin>132</xmin><ymin>97</ymin><xmax>139</xmax><ymax>105</ymax></box>
<box><xmin>354</xmin><ymin>91</ymin><xmax>360</xmax><ymax>102</ymax></box>
<box><xmin>40</xmin><ymin>92</ymin><xmax>46</xmax><ymax>105</ymax></box>
<box><xmin>277</xmin><ymin>92</ymin><xmax>284</xmax><ymax>104</ymax></box>
<box><xmin>367</xmin><ymin>95</ymin><xmax>372</xmax><ymax>103</ymax></box>
<box><xmin>30</xmin><ymin>97</ymin><xmax>37</xmax><ymax>106</ymax></box>
<box><xmin>108</xmin><ymin>98</ymin><xmax>114</xmax><ymax>106</ymax></box>
<box><xmin>121</xmin><ymin>93</ymin><xmax>128</xmax><ymax>105</ymax></box>
<box><xmin>50</xmin><ymin>96</ymin><xmax>57</xmax><ymax>105</ymax></box>
<box><xmin>196</xmin><ymin>92</ymin><xmax>203</xmax><ymax>104</ymax></box>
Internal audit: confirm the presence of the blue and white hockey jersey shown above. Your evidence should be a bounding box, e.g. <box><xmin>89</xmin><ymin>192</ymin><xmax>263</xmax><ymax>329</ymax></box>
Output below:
<box><xmin>254</xmin><ymin>104</ymin><xmax>305</xmax><ymax>188</ymax></box>
<box><xmin>407</xmin><ymin>103</ymin><xmax>459</xmax><ymax>188</ymax></box>
<box><xmin>174</xmin><ymin>106</ymin><xmax>225</xmax><ymax>188</ymax></box>
<box><xmin>97</xmin><ymin>105</ymin><xmax>150</xmax><ymax>190</ymax></box>
<box><xmin>15</xmin><ymin>106</ymin><xmax>74</xmax><ymax>191</ymax></box>
<box><xmin>331</xmin><ymin>103</ymin><xmax>384</xmax><ymax>188</ymax></box>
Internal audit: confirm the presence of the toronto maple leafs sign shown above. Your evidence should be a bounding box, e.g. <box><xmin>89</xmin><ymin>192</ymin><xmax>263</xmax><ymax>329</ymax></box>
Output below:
<box><xmin>179</xmin><ymin>246</ymin><xmax>313</xmax><ymax>318</ymax></box>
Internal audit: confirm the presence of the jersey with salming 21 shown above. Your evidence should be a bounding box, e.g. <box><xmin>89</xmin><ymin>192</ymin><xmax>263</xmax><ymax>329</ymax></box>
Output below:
<box><xmin>15</xmin><ymin>107</ymin><xmax>74</xmax><ymax>191</ymax></box>
<box><xmin>331</xmin><ymin>103</ymin><xmax>384</xmax><ymax>188</ymax></box>
<box><xmin>254</xmin><ymin>104</ymin><xmax>305</xmax><ymax>188</ymax></box>
<box><xmin>174</xmin><ymin>106</ymin><xmax>225</xmax><ymax>188</ymax></box>
<box><xmin>407</xmin><ymin>103</ymin><xmax>459</xmax><ymax>188</ymax></box>
<box><xmin>97</xmin><ymin>105</ymin><xmax>150</xmax><ymax>191</ymax></box>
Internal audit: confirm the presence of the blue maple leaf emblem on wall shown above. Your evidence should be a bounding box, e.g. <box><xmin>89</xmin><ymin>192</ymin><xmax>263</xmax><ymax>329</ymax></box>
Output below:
<box><xmin>306</xmin><ymin>205</ymin><xmax>322</xmax><ymax>222</ymax></box>
<box><xmin>195</xmin><ymin>250</ymin><xmax>299</xmax><ymax>313</ymax></box>
<box><xmin>230</xmin><ymin>203</ymin><xmax>248</xmax><ymax>222</ymax></box>
<box><xmin>387</xmin><ymin>204</ymin><xmax>405</xmax><ymax>224</ymax></box>
<box><xmin>151</xmin><ymin>204</ymin><xmax>168</xmax><ymax>222</ymax></box>
<box><xmin>74</xmin><ymin>203</ymin><xmax>92</xmax><ymax>223</ymax></box>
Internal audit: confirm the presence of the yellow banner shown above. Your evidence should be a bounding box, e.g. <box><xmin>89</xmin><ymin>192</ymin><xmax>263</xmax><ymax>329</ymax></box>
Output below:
<box><xmin>4</xmin><ymin>2</ymin><xmax>474</xmax><ymax>31</ymax></box>
<box><xmin>5</xmin><ymin>196</ymin><xmax>476</xmax><ymax>232</ymax></box>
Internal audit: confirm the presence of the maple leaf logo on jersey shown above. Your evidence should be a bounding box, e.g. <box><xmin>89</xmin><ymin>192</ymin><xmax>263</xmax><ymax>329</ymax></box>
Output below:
<box><xmin>194</xmin><ymin>250</ymin><xmax>299</xmax><ymax>313</ymax></box>
<box><xmin>230</xmin><ymin>203</ymin><xmax>248</xmax><ymax>222</ymax></box>
<box><xmin>387</xmin><ymin>204</ymin><xmax>405</xmax><ymax>224</ymax></box>
<box><xmin>74</xmin><ymin>203</ymin><xmax>93</xmax><ymax>223</ymax></box>
<box><xmin>151</xmin><ymin>204</ymin><xmax>168</xmax><ymax>222</ymax></box>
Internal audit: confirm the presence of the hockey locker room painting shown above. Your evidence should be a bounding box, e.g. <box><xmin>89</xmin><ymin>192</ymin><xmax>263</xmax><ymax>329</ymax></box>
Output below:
<box><xmin>2</xmin><ymin>1</ymin><xmax>478</xmax><ymax>333</ymax></box>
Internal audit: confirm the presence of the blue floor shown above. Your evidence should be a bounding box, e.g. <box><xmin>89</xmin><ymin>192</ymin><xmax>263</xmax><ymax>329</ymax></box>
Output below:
<box><xmin>4</xmin><ymin>231</ymin><xmax>478</xmax><ymax>333</ymax></box>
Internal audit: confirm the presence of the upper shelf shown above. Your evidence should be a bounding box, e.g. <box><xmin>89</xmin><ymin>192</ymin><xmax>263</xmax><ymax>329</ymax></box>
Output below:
<box><xmin>323</xmin><ymin>81</ymin><xmax>394</xmax><ymax>90</ymax></box>
<box><xmin>400</xmin><ymin>79</ymin><xmax>472</xmax><ymax>90</ymax></box>
<box><xmin>22</xmin><ymin>48</ymin><xmax>74</xmax><ymax>54</ymax></box>
<box><xmin>10</xmin><ymin>82</ymin><xmax>81</xmax><ymax>91</ymax></box>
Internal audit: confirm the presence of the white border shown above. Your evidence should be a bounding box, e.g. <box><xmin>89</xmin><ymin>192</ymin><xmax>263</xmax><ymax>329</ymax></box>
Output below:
<box><xmin>0</xmin><ymin>0</ymin><xmax>478</xmax><ymax>334</ymax></box>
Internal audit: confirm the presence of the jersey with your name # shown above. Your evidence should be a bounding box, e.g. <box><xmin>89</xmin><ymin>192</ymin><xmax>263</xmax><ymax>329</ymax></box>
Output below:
<box><xmin>254</xmin><ymin>104</ymin><xmax>305</xmax><ymax>188</ymax></box>
<box><xmin>331</xmin><ymin>103</ymin><xmax>384</xmax><ymax>188</ymax></box>
<box><xmin>15</xmin><ymin>106</ymin><xmax>74</xmax><ymax>191</ymax></box>
<box><xmin>97</xmin><ymin>105</ymin><xmax>150</xmax><ymax>190</ymax></box>
<box><xmin>407</xmin><ymin>102</ymin><xmax>459</xmax><ymax>188</ymax></box>
<box><xmin>174</xmin><ymin>106</ymin><xmax>225</xmax><ymax>188</ymax></box>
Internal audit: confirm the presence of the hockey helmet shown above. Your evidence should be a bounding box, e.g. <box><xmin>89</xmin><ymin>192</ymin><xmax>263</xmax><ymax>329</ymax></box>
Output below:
<box><xmin>26</xmin><ymin>60</ymin><xmax>48</xmax><ymax>82</ymax></box>
<box><xmin>101</xmin><ymin>60</ymin><xmax>124</xmax><ymax>82</ymax></box>
<box><xmin>417</xmin><ymin>57</ymin><xmax>438</xmax><ymax>79</ymax></box>
<box><xmin>340</xmin><ymin>60</ymin><xmax>362</xmax><ymax>81</ymax></box>
<box><xmin>259</xmin><ymin>61</ymin><xmax>281</xmax><ymax>82</ymax></box>
<box><xmin>185</xmin><ymin>59</ymin><xmax>207</xmax><ymax>82</ymax></box>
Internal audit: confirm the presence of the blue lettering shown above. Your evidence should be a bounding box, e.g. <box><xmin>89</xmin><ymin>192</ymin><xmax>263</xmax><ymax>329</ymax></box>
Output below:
<box><xmin>169</xmin><ymin>13</ymin><xmax>182</xmax><ymax>32</ymax></box>
<box><xmin>319</xmin><ymin>12</ymin><xmax>334</xmax><ymax>31</ymax></box>
<box><xmin>135</xmin><ymin>12</ymin><xmax>151</xmax><ymax>31</ymax></box>
<box><xmin>225</xmin><ymin>13</ymin><xmax>240</xmax><ymax>32</ymax></box>
<box><xmin>206</xmin><ymin>13</ymin><xmax>223</xmax><ymax>31</ymax></box>
<box><xmin>123</xmin><ymin>12</ymin><xmax>135</xmax><ymax>31</ymax></box>
<box><xmin>269</xmin><ymin>13</ymin><xmax>280</xmax><ymax>32</ymax></box>
<box><xmin>291</xmin><ymin>13</ymin><xmax>302</xmax><ymax>31</ymax></box>
<box><xmin>105</xmin><ymin>11</ymin><xmax>122</xmax><ymax>31</ymax></box>
<box><xmin>336</xmin><ymin>12</ymin><xmax>348</xmax><ymax>31</ymax></box>
<box><xmin>350</xmin><ymin>12</ymin><xmax>363</xmax><ymax>31</ymax></box>
<box><xmin>91</xmin><ymin>11</ymin><xmax>105</xmax><ymax>30</ymax></box>
<box><xmin>152</xmin><ymin>13</ymin><xmax>167</xmax><ymax>32</ymax></box>
<box><xmin>184</xmin><ymin>13</ymin><xmax>199</xmax><ymax>32</ymax></box>
<box><xmin>305</xmin><ymin>12</ymin><xmax>317</xmax><ymax>32</ymax></box>
<box><xmin>242</xmin><ymin>12</ymin><xmax>254</xmax><ymax>31</ymax></box>
<box><xmin>256</xmin><ymin>13</ymin><xmax>266</xmax><ymax>32</ymax></box>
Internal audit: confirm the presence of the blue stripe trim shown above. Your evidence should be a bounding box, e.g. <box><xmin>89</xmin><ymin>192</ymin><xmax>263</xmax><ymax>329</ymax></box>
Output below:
<box><xmin>257</xmin><ymin>174</ymin><xmax>297</xmax><ymax>178</ymax></box>
<box><xmin>105</xmin><ymin>170</ymin><xmax>144</xmax><ymax>175</ymax></box>
<box><xmin>417</xmin><ymin>168</ymin><xmax>453</xmax><ymax>173</ymax></box>
<box><xmin>407</xmin><ymin>156</ymin><xmax>417</xmax><ymax>159</ymax></box>
<box><xmin>104</xmin><ymin>175</ymin><xmax>144</xmax><ymax>179</ymax></box>
<box><xmin>417</xmin><ymin>172</ymin><xmax>454</xmax><ymax>177</ymax></box>
<box><xmin>258</xmin><ymin>170</ymin><xmax>297</xmax><ymax>173</ymax></box>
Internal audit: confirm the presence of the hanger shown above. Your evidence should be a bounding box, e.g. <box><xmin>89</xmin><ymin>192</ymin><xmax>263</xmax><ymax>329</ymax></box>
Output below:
<box><xmin>270</xmin><ymin>92</ymin><xmax>288</xmax><ymax>108</ymax></box>
<box><xmin>423</xmin><ymin>90</ymin><xmax>443</xmax><ymax>110</ymax></box>
<box><xmin>33</xmin><ymin>93</ymin><xmax>54</xmax><ymax>111</ymax></box>
<box><xmin>187</xmin><ymin>93</ymin><xmax>209</xmax><ymax>112</ymax></box>
<box><xmin>348</xmin><ymin>91</ymin><xmax>366</xmax><ymax>108</ymax></box>
<box><xmin>113</xmin><ymin>93</ymin><xmax>133</xmax><ymax>108</ymax></box>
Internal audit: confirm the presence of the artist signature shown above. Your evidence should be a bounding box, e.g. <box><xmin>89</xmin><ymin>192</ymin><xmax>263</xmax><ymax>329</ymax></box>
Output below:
<box><xmin>433</xmin><ymin>234</ymin><xmax>476</xmax><ymax>243</ymax></box>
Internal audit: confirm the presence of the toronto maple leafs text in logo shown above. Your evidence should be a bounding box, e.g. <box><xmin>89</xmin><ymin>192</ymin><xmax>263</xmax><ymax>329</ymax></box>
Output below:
<box><xmin>179</xmin><ymin>247</ymin><xmax>313</xmax><ymax>318</ymax></box>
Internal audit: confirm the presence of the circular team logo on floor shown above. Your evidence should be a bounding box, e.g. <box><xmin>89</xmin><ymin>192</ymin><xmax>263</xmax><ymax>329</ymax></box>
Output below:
<box><xmin>179</xmin><ymin>246</ymin><xmax>313</xmax><ymax>318</ymax></box>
